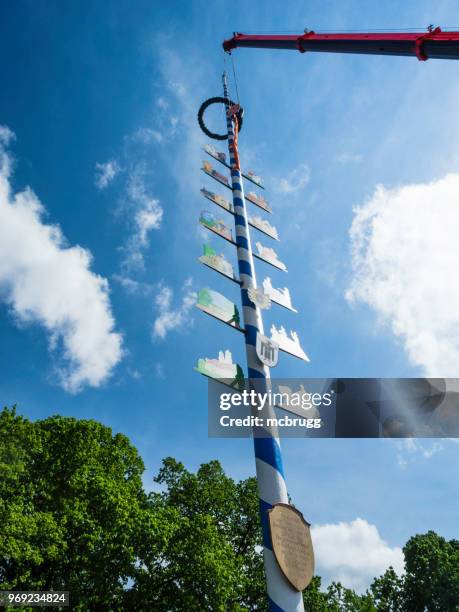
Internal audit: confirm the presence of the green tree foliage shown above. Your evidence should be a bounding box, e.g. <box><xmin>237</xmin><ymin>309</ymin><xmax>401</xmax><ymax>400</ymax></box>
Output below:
<box><xmin>0</xmin><ymin>408</ymin><xmax>264</xmax><ymax>611</ymax></box>
<box><xmin>303</xmin><ymin>576</ymin><xmax>377</xmax><ymax>611</ymax></box>
<box><xmin>0</xmin><ymin>406</ymin><xmax>149</xmax><ymax>610</ymax></box>
<box><xmin>369</xmin><ymin>566</ymin><xmax>403</xmax><ymax>612</ymax></box>
<box><xmin>126</xmin><ymin>457</ymin><xmax>266</xmax><ymax>611</ymax></box>
<box><xmin>402</xmin><ymin>531</ymin><xmax>459</xmax><ymax>611</ymax></box>
<box><xmin>1</xmin><ymin>407</ymin><xmax>458</xmax><ymax>611</ymax></box>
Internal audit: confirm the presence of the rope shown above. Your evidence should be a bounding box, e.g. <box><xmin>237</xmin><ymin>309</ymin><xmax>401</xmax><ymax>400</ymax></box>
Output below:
<box><xmin>230</xmin><ymin>53</ymin><xmax>241</xmax><ymax>106</ymax></box>
<box><xmin>223</xmin><ymin>61</ymin><xmax>229</xmax><ymax>119</ymax></box>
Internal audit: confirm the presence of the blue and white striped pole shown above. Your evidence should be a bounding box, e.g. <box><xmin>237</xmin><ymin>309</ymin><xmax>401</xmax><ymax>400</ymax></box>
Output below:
<box><xmin>223</xmin><ymin>72</ymin><xmax>304</xmax><ymax>612</ymax></box>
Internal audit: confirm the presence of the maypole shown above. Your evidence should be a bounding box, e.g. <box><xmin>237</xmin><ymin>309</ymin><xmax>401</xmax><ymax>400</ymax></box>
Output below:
<box><xmin>196</xmin><ymin>70</ymin><xmax>312</xmax><ymax>610</ymax></box>
<box><xmin>221</xmin><ymin>72</ymin><xmax>304</xmax><ymax>612</ymax></box>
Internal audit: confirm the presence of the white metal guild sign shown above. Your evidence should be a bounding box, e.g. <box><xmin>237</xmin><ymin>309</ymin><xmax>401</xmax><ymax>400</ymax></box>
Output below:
<box><xmin>248</xmin><ymin>286</ymin><xmax>271</xmax><ymax>310</ymax></box>
<box><xmin>256</xmin><ymin>333</ymin><xmax>279</xmax><ymax>367</ymax></box>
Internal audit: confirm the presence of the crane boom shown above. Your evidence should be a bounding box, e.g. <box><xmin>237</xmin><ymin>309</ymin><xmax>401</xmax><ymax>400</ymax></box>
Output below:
<box><xmin>223</xmin><ymin>28</ymin><xmax>459</xmax><ymax>61</ymax></box>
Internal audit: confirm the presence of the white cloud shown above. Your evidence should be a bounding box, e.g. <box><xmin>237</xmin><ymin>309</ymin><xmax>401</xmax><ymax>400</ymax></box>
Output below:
<box><xmin>277</xmin><ymin>163</ymin><xmax>310</xmax><ymax>194</ymax></box>
<box><xmin>169</xmin><ymin>81</ymin><xmax>187</xmax><ymax>98</ymax></box>
<box><xmin>0</xmin><ymin>125</ymin><xmax>15</xmax><ymax>146</ymax></box>
<box><xmin>112</xmin><ymin>274</ymin><xmax>152</xmax><ymax>295</ymax></box>
<box><xmin>121</xmin><ymin>163</ymin><xmax>163</xmax><ymax>271</ymax></box>
<box><xmin>155</xmin><ymin>48</ymin><xmax>215</xmax><ymax>199</ymax></box>
<box><xmin>337</xmin><ymin>152</ymin><xmax>363</xmax><ymax>164</ymax></box>
<box><xmin>152</xmin><ymin>278</ymin><xmax>196</xmax><ymax>339</ymax></box>
<box><xmin>155</xmin><ymin>285</ymin><xmax>172</xmax><ymax>311</ymax></box>
<box><xmin>95</xmin><ymin>160</ymin><xmax>120</xmax><ymax>189</ymax></box>
<box><xmin>127</xmin><ymin>367</ymin><xmax>141</xmax><ymax>380</ymax></box>
<box><xmin>0</xmin><ymin>130</ymin><xmax>123</xmax><ymax>392</ymax></box>
<box><xmin>131</xmin><ymin>127</ymin><xmax>164</xmax><ymax>145</ymax></box>
<box><xmin>311</xmin><ymin>518</ymin><xmax>404</xmax><ymax>592</ymax></box>
<box><xmin>130</xmin><ymin>109</ymin><xmax>178</xmax><ymax>147</ymax></box>
<box><xmin>346</xmin><ymin>174</ymin><xmax>459</xmax><ymax>376</ymax></box>
<box><xmin>156</xmin><ymin>97</ymin><xmax>168</xmax><ymax>110</ymax></box>
<box><xmin>395</xmin><ymin>438</ymin><xmax>444</xmax><ymax>469</ymax></box>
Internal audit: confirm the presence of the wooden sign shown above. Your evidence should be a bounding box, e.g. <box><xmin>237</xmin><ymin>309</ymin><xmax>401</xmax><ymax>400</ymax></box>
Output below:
<box><xmin>268</xmin><ymin>503</ymin><xmax>314</xmax><ymax>591</ymax></box>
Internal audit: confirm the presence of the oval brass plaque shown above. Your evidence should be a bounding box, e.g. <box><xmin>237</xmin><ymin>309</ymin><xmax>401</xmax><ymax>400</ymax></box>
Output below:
<box><xmin>267</xmin><ymin>503</ymin><xmax>314</xmax><ymax>591</ymax></box>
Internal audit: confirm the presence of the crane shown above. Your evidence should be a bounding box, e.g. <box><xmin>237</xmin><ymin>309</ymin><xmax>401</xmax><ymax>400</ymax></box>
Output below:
<box><xmin>200</xmin><ymin>25</ymin><xmax>459</xmax><ymax>612</ymax></box>
<box><xmin>223</xmin><ymin>27</ymin><xmax>459</xmax><ymax>61</ymax></box>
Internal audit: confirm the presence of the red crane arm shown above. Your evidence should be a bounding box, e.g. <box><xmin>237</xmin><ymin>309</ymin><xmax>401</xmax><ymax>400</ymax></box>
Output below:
<box><xmin>223</xmin><ymin>28</ymin><xmax>459</xmax><ymax>61</ymax></box>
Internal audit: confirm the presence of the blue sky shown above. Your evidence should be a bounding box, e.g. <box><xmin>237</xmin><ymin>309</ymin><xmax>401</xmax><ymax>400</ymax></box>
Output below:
<box><xmin>1</xmin><ymin>0</ymin><xmax>459</xmax><ymax>590</ymax></box>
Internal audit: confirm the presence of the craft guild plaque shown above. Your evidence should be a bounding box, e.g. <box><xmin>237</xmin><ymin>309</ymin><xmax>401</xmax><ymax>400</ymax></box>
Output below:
<box><xmin>256</xmin><ymin>333</ymin><xmax>279</xmax><ymax>368</ymax></box>
<box><xmin>267</xmin><ymin>503</ymin><xmax>314</xmax><ymax>591</ymax></box>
